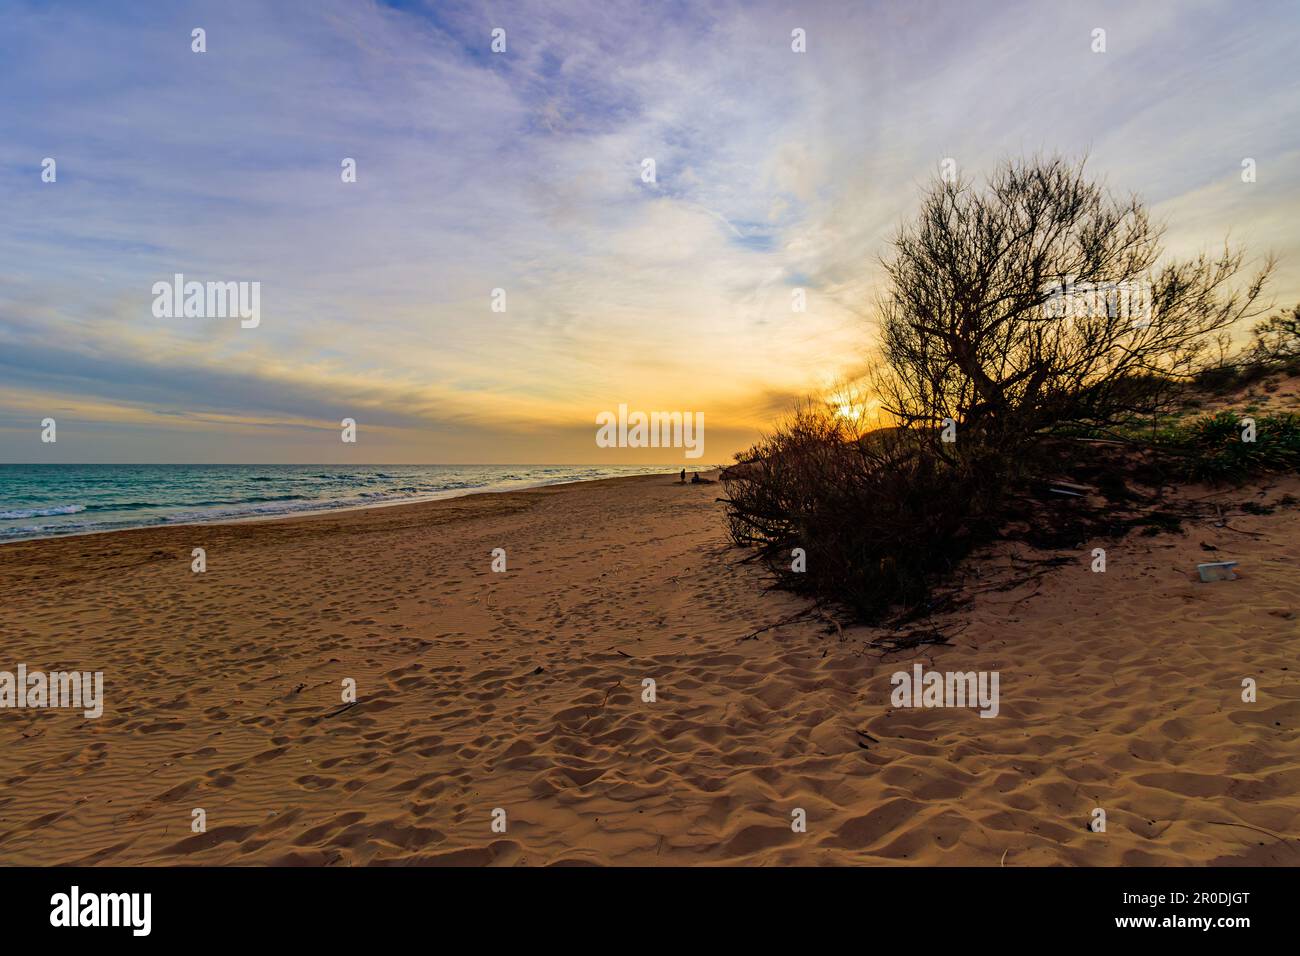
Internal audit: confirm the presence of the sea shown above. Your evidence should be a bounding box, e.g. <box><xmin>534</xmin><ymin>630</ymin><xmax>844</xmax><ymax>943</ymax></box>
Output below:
<box><xmin>0</xmin><ymin>464</ymin><xmax>673</xmax><ymax>543</ymax></box>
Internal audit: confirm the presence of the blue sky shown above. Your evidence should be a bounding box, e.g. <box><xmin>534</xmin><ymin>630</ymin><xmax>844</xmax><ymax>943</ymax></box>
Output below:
<box><xmin>1</xmin><ymin>0</ymin><xmax>1297</xmax><ymax>463</ymax></box>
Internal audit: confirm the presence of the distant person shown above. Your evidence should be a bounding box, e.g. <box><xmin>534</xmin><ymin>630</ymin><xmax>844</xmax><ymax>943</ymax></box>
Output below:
<box><xmin>680</xmin><ymin>468</ymin><xmax>686</xmax><ymax>483</ymax></box>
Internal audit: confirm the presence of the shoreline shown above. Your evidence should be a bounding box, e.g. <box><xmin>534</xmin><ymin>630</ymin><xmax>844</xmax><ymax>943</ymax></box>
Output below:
<box><xmin>0</xmin><ymin>467</ymin><xmax>688</xmax><ymax>548</ymax></box>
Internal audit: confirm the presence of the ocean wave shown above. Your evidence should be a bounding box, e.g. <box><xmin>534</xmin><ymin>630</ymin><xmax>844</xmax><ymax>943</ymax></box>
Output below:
<box><xmin>0</xmin><ymin>466</ymin><xmax>671</xmax><ymax>541</ymax></box>
<box><xmin>0</xmin><ymin>504</ymin><xmax>87</xmax><ymax>520</ymax></box>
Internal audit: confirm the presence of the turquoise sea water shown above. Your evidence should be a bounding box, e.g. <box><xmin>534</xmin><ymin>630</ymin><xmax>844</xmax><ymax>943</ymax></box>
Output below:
<box><xmin>0</xmin><ymin>464</ymin><xmax>671</xmax><ymax>543</ymax></box>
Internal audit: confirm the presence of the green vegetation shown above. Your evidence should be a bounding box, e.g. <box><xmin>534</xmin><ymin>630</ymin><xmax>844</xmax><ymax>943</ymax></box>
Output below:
<box><xmin>1152</xmin><ymin>411</ymin><xmax>1300</xmax><ymax>483</ymax></box>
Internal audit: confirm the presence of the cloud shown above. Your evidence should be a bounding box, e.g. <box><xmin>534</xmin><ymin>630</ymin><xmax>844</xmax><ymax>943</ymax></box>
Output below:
<box><xmin>1</xmin><ymin>0</ymin><xmax>1297</xmax><ymax>462</ymax></box>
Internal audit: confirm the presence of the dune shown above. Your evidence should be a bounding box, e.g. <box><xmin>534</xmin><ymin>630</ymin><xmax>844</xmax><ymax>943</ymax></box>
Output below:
<box><xmin>0</xmin><ymin>468</ymin><xmax>1297</xmax><ymax>866</ymax></box>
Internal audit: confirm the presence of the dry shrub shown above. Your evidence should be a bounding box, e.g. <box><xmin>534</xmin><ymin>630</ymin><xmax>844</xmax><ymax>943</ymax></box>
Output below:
<box><xmin>723</xmin><ymin>403</ymin><xmax>1013</xmax><ymax>621</ymax></box>
<box><xmin>723</xmin><ymin>156</ymin><xmax>1277</xmax><ymax>622</ymax></box>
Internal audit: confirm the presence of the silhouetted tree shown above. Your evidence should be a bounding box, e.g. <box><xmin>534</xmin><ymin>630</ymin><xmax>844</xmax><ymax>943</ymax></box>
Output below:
<box><xmin>875</xmin><ymin>156</ymin><xmax>1272</xmax><ymax>449</ymax></box>
<box><xmin>724</xmin><ymin>156</ymin><xmax>1277</xmax><ymax>622</ymax></box>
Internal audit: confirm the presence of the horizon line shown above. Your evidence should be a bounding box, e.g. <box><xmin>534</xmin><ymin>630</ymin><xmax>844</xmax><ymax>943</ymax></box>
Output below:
<box><xmin>0</xmin><ymin>461</ymin><xmax>713</xmax><ymax>467</ymax></box>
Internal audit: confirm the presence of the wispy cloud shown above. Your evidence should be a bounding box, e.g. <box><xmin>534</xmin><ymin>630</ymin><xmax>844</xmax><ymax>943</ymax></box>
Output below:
<box><xmin>1</xmin><ymin>0</ymin><xmax>1296</xmax><ymax>462</ymax></box>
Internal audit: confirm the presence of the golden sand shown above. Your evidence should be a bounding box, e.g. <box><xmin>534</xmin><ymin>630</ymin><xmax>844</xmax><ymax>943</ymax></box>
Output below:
<box><xmin>1</xmin><ymin>471</ymin><xmax>1297</xmax><ymax>865</ymax></box>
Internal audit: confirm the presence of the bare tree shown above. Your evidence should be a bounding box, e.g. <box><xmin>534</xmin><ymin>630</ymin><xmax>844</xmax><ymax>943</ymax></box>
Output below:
<box><xmin>876</xmin><ymin>156</ymin><xmax>1273</xmax><ymax>448</ymax></box>
<box><xmin>724</xmin><ymin>155</ymin><xmax>1278</xmax><ymax>622</ymax></box>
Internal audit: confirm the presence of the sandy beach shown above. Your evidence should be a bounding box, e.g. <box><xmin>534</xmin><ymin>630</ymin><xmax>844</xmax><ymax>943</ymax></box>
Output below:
<box><xmin>1</xmin><ymin>468</ymin><xmax>1297</xmax><ymax>866</ymax></box>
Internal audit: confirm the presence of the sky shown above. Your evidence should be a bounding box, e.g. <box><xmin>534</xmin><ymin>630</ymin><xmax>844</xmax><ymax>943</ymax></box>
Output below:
<box><xmin>1</xmin><ymin>0</ymin><xmax>1297</xmax><ymax>464</ymax></box>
